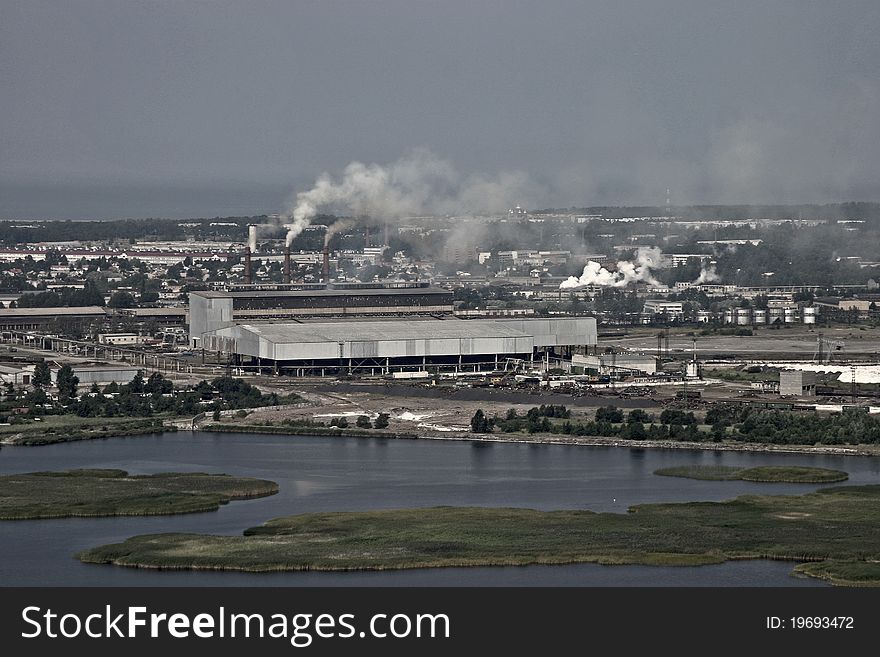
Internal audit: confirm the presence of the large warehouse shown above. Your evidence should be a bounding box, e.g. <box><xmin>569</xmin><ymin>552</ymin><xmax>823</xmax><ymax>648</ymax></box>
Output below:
<box><xmin>200</xmin><ymin>317</ymin><xmax>597</xmax><ymax>376</ymax></box>
<box><xmin>189</xmin><ymin>283</ymin><xmax>454</xmax><ymax>344</ymax></box>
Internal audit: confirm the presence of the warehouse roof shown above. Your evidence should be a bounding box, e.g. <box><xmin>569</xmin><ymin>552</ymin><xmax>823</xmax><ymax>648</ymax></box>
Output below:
<box><xmin>231</xmin><ymin>319</ymin><xmax>529</xmax><ymax>344</ymax></box>
<box><xmin>192</xmin><ymin>287</ymin><xmax>451</xmax><ymax>299</ymax></box>
<box><xmin>0</xmin><ymin>306</ymin><xmax>106</xmax><ymax>317</ymax></box>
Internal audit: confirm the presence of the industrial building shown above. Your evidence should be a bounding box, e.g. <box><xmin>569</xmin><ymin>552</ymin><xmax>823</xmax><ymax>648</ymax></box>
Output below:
<box><xmin>779</xmin><ymin>370</ymin><xmax>817</xmax><ymax>397</ymax></box>
<box><xmin>199</xmin><ymin>317</ymin><xmax>597</xmax><ymax>376</ymax></box>
<box><xmin>642</xmin><ymin>300</ymin><xmax>685</xmax><ymax>319</ymax></box>
<box><xmin>571</xmin><ymin>353</ymin><xmax>658</xmax><ymax>376</ymax></box>
<box><xmin>189</xmin><ymin>283</ymin><xmax>455</xmax><ymax>345</ymax></box>
<box><xmin>0</xmin><ymin>306</ymin><xmax>106</xmax><ymax>332</ymax></box>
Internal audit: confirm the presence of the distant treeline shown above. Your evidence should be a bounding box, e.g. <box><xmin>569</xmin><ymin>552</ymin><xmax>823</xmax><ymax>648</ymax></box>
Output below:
<box><xmin>0</xmin><ymin>217</ymin><xmax>266</xmax><ymax>245</ymax></box>
<box><xmin>472</xmin><ymin>404</ymin><xmax>880</xmax><ymax>446</ymax></box>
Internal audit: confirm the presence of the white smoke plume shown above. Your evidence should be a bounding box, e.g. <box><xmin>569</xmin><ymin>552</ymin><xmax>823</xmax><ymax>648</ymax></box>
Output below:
<box><xmin>560</xmin><ymin>247</ymin><xmax>663</xmax><ymax>289</ymax></box>
<box><xmin>693</xmin><ymin>264</ymin><xmax>720</xmax><ymax>284</ymax></box>
<box><xmin>323</xmin><ymin>218</ymin><xmax>356</xmax><ymax>247</ymax></box>
<box><xmin>281</xmin><ymin>150</ymin><xmax>537</xmax><ymax>246</ymax></box>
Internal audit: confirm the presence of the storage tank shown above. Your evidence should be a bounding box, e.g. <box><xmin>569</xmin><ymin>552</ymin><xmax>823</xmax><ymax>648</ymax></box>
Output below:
<box><xmin>752</xmin><ymin>308</ymin><xmax>767</xmax><ymax>324</ymax></box>
<box><xmin>783</xmin><ymin>307</ymin><xmax>799</xmax><ymax>323</ymax></box>
<box><xmin>802</xmin><ymin>306</ymin><xmax>818</xmax><ymax>324</ymax></box>
<box><xmin>735</xmin><ymin>308</ymin><xmax>752</xmax><ymax>325</ymax></box>
<box><xmin>723</xmin><ymin>309</ymin><xmax>735</xmax><ymax>324</ymax></box>
<box><xmin>768</xmin><ymin>308</ymin><xmax>784</xmax><ymax>324</ymax></box>
<box><xmin>697</xmin><ymin>310</ymin><xmax>713</xmax><ymax>323</ymax></box>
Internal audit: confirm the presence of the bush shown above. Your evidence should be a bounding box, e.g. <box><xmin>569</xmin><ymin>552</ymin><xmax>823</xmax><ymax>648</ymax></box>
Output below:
<box><xmin>595</xmin><ymin>406</ymin><xmax>623</xmax><ymax>423</ymax></box>
<box><xmin>373</xmin><ymin>413</ymin><xmax>390</xmax><ymax>429</ymax></box>
<box><xmin>356</xmin><ymin>415</ymin><xmax>372</xmax><ymax>429</ymax></box>
<box><xmin>627</xmin><ymin>409</ymin><xmax>653</xmax><ymax>424</ymax></box>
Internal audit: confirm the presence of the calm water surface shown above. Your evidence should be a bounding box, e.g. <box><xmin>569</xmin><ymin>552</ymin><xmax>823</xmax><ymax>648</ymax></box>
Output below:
<box><xmin>2</xmin><ymin>432</ymin><xmax>878</xmax><ymax>586</ymax></box>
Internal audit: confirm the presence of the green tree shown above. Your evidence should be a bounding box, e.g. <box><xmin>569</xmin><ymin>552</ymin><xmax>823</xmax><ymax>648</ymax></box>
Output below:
<box><xmin>596</xmin><ymin>406</ymin><xmax>624</xmax><ymax>423</ymax></box>
<box><xmin>32</xmin><ymin>361</ymin><xmax>51</xmax><ymax>389</ymax></box>
<box><xmin>108</xmin><ymin>291</ymin><xmax>136</xmax><ymax>308</ymax></box>
<box><xmin>55</xmin><ymin>364</ymin><xmax>79</xmax><ymax>403</ymax></box>
<box><xmin>471</xmin><ymin>409</ymin><xmax>492</xmax><ymax>433</ymax></box>
<box><xmin>627</xmin><ymin>409</ymin><xmax>653</xmax><ymax>424</ymax></box>
<box><xmin>129</xmin><ymin>371</ymin><xmax>145</xmax><ymax>394</ymax></box>
<box><xmin>356</xmin><ymin>415</ymin><xmax>372</xmax><ymax>429</ymax></box>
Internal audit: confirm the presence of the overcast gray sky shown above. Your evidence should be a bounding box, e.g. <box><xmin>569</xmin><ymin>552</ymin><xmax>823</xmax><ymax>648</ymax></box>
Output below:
<box><xmin>1</xmin><ymin>0</ymin><xmax>879</xmax><ymax>218</ymax></box>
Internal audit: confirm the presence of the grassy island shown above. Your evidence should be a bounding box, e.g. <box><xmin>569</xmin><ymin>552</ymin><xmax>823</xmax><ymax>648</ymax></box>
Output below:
<box><xmin>0</xmin><ymin>469</ymin><xmax>278</xmax><ymax>519</ymax></box>
<box><xmin>654</xmin><ymin>465</ymin><xmax>848</xmax><ymax>483</ymax></box>
<box><xmin>78</xmin><ymin>484</ymin><xmax>880</xmax><ymax>586</ymax></box>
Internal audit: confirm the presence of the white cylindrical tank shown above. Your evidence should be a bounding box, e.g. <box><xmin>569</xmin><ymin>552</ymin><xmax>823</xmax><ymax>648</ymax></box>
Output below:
<box><xmin>697</xmin><ymin>310</ymin><xmax>713</xmax><ymax>323</ymax></box>
<box><xmin>803</xmin><ymin>306</ymin><xmax>818</xmax><ymax>324</ymax></box>
<box><xmin>752</xmin><ymin>308</ymin><xmax>767</xmax><ymax>324</ymax></box>
<box><xmin>723</xmin><ymin>309</ymin><xmax>735</xmax><ymax>324</ymax></box>
<box><xmin>768</xmin><ymin>307</ymin><xmax>784</xmax><ymax>324</ymax></box>
<box><xmin>784</xmin><ymin>307</ymin><xmax>799</xmax><ymax>323</ymax></box>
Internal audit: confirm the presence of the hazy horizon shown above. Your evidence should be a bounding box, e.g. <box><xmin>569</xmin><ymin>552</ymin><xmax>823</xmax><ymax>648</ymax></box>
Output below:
<box><xmin>2</xmin><ymin>1</ymin><xmax>879</xmax><ymax>219</ymax></box>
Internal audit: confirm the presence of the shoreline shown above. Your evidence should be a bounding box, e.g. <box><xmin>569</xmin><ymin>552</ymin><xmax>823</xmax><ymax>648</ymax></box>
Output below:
<box><xmin>6</xmin><ymin>421</ymin><xmax>878</xmax><ymax>457</ymax></box>
<box><xmin>204</xmin><ymin>423</ymin><xmax>880</xmax><ymax>457</ymax></box>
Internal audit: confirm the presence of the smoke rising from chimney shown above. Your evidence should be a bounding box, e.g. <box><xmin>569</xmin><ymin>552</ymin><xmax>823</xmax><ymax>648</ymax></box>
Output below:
<box><xmin>560</xmin><ymin>247</ymin><xmax>663</xmax><ymax>289</ymax></box>
<box><xmin>280</xmin><ymin>150</ymin><xmax>538</xmax><ymax>247</ymax></box>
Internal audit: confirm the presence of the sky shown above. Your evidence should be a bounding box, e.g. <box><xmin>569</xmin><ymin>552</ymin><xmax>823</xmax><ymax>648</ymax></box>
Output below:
<box><xmin>1</xmin><ymin>0</ymin><xmax>879</xmax><ymax>219</ymax></box>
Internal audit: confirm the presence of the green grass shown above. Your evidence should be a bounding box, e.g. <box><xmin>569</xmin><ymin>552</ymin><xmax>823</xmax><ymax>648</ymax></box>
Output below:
<box><xmin>654</xmin><ymin>465</ymin><xmax>848</xmax><ymax>483</ymax></box>
<box><xmin>77</xmin><ymin>484</ymin><xmax>880</xmax><ymax>585</ymax></box>
<box><xmin>0</xmin><ymin>469</ymin><xmax>279</xmax><ymax>519</ymax></box>
<box><xmin>0</xmin><ymin>416</ymin><xmax>168</xmax><ymax>445</ymax></box>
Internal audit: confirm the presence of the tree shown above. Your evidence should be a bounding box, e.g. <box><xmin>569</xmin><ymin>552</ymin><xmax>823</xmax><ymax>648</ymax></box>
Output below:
<box><xmin>32</xmin><ymin>361</ymin><xmax>51</xmax><ymax>389</ymax></box>
<box><xmin>627</xmin><ymin>409</ymin><xmax>653</xmax><ymax>424</ymax></box>
<box><xmin>55</xmin><ymin>364</ymin><xmax>79</xmax><ymax>403</ymax></box>
<box><xmin>471</xmin><ymin>409</ymin><xmax>492</xmax><ymax>433</ymax></box>
<box><xmin>108</xmin><ymin>291</ymin><xmax>136</xmax><ymax>308</ymax></box>
<box><xmin>373</xmin><ymin>412</ymin><xmax>390</xmax><ymax>429</ymax></box>
<box><xmin>595</xmin><ymin>406</ymin><xmax>624</xmax><ymax>423</ymax></box>
<box><xmin>129</xmin><ymin>371</ymin><xmax>145</xmax><ymax>394</ymax></box>
<box><xmin>356</xmin><ymin>415</ymin><xmax>372</xmax><ymax>429</ymax></box>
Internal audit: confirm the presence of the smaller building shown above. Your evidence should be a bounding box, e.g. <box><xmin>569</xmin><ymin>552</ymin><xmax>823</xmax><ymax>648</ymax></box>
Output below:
<box><xmin>643</xmin><ymin>300</ymin><xmax>684</xmax><ymax>319</ymax></box>
<box><xmin>59</xmin><ymin>366</ymin><xmax>141</xmax><ymax>386</ymax></box>
<box><xmin>779</xmin><ymin>370</ymin><xmax>817</xmax><ymax>397</ymax></box>
<box><xmin>572</xmin><ymin>353</ymin><xmax>658</xmax><ymax>376</ymax></box>
<box><xmin>98</xmin><ymin>333</ymin><xmax>142</xmax><ymax>346</ymax></box>
<box><xmin>0</xmin><ymin>363</ymin><xmax>35</xmax><ymax>387</ymax></box>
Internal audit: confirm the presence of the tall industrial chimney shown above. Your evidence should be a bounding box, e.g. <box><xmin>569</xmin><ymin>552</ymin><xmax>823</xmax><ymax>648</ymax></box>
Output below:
<box><xmin>244</xmin><ymin>247</ymin><xmax>252</xmax><ymax>284</ymax></box>
<box><xmin>283</xmin><ymin>245</ymin><xmax>291</xmax><ymax>284</ymax></box>
<box><xmin>245</xmin><ymin>224</ymin><xmax>257</xmax><ymax>285</ymax></box>
<box><xmin>322</xmin><ymin>245</ymin><xmax>330</xmax><ymax>282</ymax></box>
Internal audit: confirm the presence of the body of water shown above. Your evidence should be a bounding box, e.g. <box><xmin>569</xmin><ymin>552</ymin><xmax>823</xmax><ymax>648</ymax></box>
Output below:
<box><xmin>2</xmin><ymin>432</ymin><xmax>878</xmax><ymax>586</ymax></box>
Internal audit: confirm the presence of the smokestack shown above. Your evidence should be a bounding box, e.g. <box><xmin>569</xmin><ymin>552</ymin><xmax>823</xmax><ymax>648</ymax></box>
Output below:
<box><xmin>322</xmin><ymin>245</ymin><xmax>330</xmax><ymax>282</ymax></box>
<box><xmin>364</xmin><ymin>226</ymin><xmax>370</xmax><ymax>248</ymax></box>
<box><xmin>244</xmin><ymin>247</ymin><xmax>252</xmax><ymax>284</ymax></box>
<box><xmin>283</xmin><ymin>246</ymin><xmax>291</xmax><ymax>284</ymax></box>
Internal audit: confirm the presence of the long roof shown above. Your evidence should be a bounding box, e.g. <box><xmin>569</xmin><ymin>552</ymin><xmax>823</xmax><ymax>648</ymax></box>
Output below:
<box><xmin>232</xmin><ymin>319</ymin><xmax>529</xmax><ymax>344</ymax></box>
<box><xmin>0</xmin><ymin>306</ymin><xmax>106</xmax><ymax>317</ymax></box>
<box><xmin>192</xmin><ymin>287</ymin><xmax>451</xmax><ymax>299</ymax></box>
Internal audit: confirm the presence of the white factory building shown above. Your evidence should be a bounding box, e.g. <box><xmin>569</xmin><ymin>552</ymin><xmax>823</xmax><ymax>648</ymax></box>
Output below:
<box><xmin>200</xmin><ymin>317</ymin><xmax>597</xmax><ymax>376</ymax></box>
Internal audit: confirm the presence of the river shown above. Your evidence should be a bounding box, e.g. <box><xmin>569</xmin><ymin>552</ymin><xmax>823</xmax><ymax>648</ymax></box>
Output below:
<box><xmin>2</xmin><ymin>432</ymin><xmax>878</xmax><ymax>586</ymax></box>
